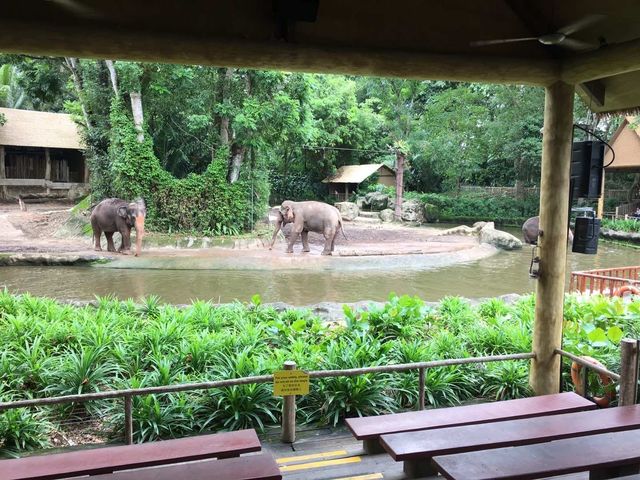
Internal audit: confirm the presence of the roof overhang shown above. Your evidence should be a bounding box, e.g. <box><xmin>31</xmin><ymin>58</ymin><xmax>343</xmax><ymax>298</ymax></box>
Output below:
<box><xmin>2</xmin><ymin>1</ymin><xmax>640</xmax><ymax>113</ymax></box>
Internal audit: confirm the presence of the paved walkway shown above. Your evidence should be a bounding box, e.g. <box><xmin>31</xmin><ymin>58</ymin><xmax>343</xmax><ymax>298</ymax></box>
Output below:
<box><xmin>262</xmin><ymin>427</ymin><xmax>589</xmax><ymax>480</ymax></box>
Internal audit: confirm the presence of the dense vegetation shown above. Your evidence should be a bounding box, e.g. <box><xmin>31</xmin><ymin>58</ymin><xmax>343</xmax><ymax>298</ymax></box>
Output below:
<box><xmin>0</xmin><ymin>55</ymin><xmax>624</xmax><ymax>232</ymax></box>
<box><xmin>1</xmin><ymin>290</ymin><xmax>635</xmax><ymax>456</ymax></box>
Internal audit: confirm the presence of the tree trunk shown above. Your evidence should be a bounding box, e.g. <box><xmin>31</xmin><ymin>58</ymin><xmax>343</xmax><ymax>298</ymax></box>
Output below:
<box><xmin>63</xmin><ymin>57</ymin><xmax>92</xmax><ymax>130</ymax></box>
<box><xmin>130</xmin><ymin>92</ymin><xmax>145</xmax><ymax>143</ymax></box>
<box><xmin>219</xmin><ymin>68</ymin><xmax>233</xmax><ymax>145</ymax></box>
<box><xmin>227</xmin><ymin>144</ymin><xmax>246</xmax><ymax>183</ymax></box>
<box><xmin>104</xmin><ymin>60</ymin><xmax>119</xmax><ymax>96</ymax></box>
<box><xmin>394</xmin><ymin>151</ymin><xmax>405</xmax><ymax>220</ymax></box>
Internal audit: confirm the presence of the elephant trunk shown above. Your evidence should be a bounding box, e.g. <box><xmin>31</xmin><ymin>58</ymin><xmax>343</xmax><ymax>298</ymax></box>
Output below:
<box><xmin>134</xmin><ymin>214</ymin><xmax>145</xmax><ymax>256</ymax></box>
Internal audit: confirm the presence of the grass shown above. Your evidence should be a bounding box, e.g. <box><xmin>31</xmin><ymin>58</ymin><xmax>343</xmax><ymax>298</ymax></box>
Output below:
<box><xmin>1</xmin><ymin>290</ymin><xmax>638</xmax><ymax>454</ymax></box>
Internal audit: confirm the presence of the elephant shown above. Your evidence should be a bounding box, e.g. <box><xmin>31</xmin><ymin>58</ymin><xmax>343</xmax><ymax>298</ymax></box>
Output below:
<box><xmin>269</xmin><ymin>200</ymin><xmax>346</xmax><ymax>255</ymax></box>
<box><xmin>522</xmin><ymin>216</ymin><xmax>574</xmax><ymax>245</ymax></box>
<box><xmin>90</xmin><ymin>198</ymin><xmax>146</xmax><ymax>256</ymax></box>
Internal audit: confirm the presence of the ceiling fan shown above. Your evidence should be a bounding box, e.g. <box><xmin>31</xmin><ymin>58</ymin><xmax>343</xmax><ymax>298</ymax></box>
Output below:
<box><xmin>470</xmin><ymin>14</ymin><xmax>605</xmax><ymax>51</ymax></box>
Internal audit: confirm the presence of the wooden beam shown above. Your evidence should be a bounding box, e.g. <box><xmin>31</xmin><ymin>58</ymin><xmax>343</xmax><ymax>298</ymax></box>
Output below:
<box><xmin>562</xmin><ymin>37</ymin><xmax>640</xmax><ymax>84</ymax></box>
<box><xmin>0</xmin><ymin>145</ymin><xmax>6</xmax><ymax>200</ymax></box>
<box><xmin>578</xmin><ymin>80</ymin><xmax>605</xmax><ymax>108</ymax></box>
<box><xmin>0</xmin><ymin>20</ymin><xmax>560</xmax><ymax>86</ymax></box>
<box><xmin>530</xmin><ymin>81</ymin><xmax>574</xmax><ymax>395</ymax></box>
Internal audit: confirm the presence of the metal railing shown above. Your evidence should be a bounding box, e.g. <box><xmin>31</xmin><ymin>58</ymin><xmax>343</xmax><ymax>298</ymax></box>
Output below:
<box><xmin>569</xmin><ymin>266</ymin><xmax>640</xmax><ymax>296</ymax></box>
<box><xmin>0</xmin><ymin>352</ymin><xmax>534</xmax><ymax>445</ymax></box>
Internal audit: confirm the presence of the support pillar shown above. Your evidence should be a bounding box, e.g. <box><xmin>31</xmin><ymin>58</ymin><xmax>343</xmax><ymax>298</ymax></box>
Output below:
<box><xmin>0</xmin><ymin>145</ymin><xmax>6</xmax><ymax>199</ymax></box>
<box><xmin>596</xmin><ymin>170</ymin><xmax>605</xmax><ymax>218</ymax></box>
<box><xmin>530</xmin><ymin>81</ymin><xmax>574</xmax><ymax>395</ymax></box>
<box><xmin>44</xmin><ymin>147</ymin><xmax>51</xmax><ymax>194</ymax></box>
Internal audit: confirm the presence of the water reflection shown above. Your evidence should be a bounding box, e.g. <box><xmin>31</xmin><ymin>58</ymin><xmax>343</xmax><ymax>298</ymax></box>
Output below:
<box><xmin>3</xmin><ymin>242</ymin><xmax>640</xmax><ymax>305</ymax></box>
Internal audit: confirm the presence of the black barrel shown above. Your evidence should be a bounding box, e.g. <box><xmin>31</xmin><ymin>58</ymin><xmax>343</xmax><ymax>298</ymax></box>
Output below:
<box><xmin>572</xmin><ymin>215</ymin><xmax>600</xmax><ymax>254</ymax></box>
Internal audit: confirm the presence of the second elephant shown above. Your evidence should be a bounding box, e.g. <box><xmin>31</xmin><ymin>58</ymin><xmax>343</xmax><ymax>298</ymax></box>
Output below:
<box><xmin>271</xmin><ymin>200</ymin><xmax>346</xmax><ymax>255</ymax></box>
<box><xmin>522</xmin><ymin>215</ymin><xmax>574</xmax><ymax>245</ymax></box>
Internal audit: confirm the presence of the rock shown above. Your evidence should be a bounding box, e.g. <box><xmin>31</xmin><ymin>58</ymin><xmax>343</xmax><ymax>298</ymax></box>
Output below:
<box><xmin>401</xmin><ymin>199</ymin><xmax>426</xmax><ymax>223</ymax></box>
<box><xmin>479</xmin><ymin>222</ymin><xmax>522</xmax><ymax>250</ymax></box>
<box><xmin>424</xmin><ymin>203</ymin><xmax>439</xmax><ymax>222</ymax></box>
<box><xmin>437</xmin><ymin>225</ymin><xmax>479</xmax><ymax>236</ymax></box>
<box><xmin>379</xmin><ymin>208</ymin><xmax>395</xmax><ymax>223</ymax></box>
<box><xmin>356</xmin><ymin>197</ymin><xmax>366</xmax><ymax>210</ymax></box>
<box><xmin>335</xmin><ymin>201</ymin><xmax>359</xmax><ymax>221</ymax></box>
<box><xmin>473</xmin><ymin>221</ymin><xmax>488</xmax><ymax>229</ymax></box>
<box><xmin>365</xmin><ymin>192</ymin><xmax>389</xmax><ymax>211</ymax></box>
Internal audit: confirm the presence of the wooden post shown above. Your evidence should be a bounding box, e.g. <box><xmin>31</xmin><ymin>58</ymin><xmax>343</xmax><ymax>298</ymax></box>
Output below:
<box><xmin>394</xmin><ymin>150</ymin><xmax>405</xmax><ymax>220</ymax></box>
<box><xmin>418</xmin><ymin>367</ymin><xmax>426</xmax><ymax>410</ymax></box>
<box><xmin>344</xmin><ymin>183</ymin><xmax>348</xmax><ymax>202</ymax></box>
<box><xmin>124</xmin><ymin>394</ymin><xmax>133</xmax><ymax>445</ymax></box>
<box><xmin>619</xmin><ymin>338</ymin><xmax>639</xmax><ymax>406</ymax></box>
<box><xmin>0</xmin><ymin>145</ymin><xmax>6</xmax><ymax>200</ymax></box>
<box><xmin>281</xmin><ymin>360</ymin><xmax>296</xmax><ymax>443</ymax></box>
<box><xmin>596</xmin><ymin>169</ymin><xmax>605</xmax><ymax>218</ymax></box>
<box><xmin>530</xmin><ymin>81</ymin><xmax>574</xmax><ymax>396</ymax></box>
<box><xmin>44</xmin><ymin>147</ymin><xmax>51</xmax><ymax>194</ymax></box>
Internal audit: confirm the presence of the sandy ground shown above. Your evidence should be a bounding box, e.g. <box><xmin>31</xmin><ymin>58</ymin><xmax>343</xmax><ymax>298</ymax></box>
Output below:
<box><xmin>0</xmin><ymin>201</ymin><xmax>483</xmax><ymax>263</ymax></box>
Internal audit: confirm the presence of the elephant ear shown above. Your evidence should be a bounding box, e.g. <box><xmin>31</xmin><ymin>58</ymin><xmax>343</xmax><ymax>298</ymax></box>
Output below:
<box><xmin>117</xmin><ymin>206</ymin><xmax>128</xmax><ymax>218</ymax></box>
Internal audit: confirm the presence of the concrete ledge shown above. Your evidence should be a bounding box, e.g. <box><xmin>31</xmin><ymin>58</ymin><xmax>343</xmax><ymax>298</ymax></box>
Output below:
<box><xmin>0</xmin><ymin>253</ymin><xmax>112</xmax><ymax>266</ymax></box>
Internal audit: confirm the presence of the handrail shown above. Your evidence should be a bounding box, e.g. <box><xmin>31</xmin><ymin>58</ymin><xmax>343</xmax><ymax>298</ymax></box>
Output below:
<box><xmin>555</xmin><ymin>348</ymin><xmax>620</xmax><ymax>381</ymax></box>
<box><xmin>0</xmin><ymin>352</ymin><xmax>534</xmax><ymax>411</ymax></box>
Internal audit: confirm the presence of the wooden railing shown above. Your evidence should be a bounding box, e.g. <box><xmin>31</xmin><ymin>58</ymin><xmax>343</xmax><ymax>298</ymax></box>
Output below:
<box><xmin>570</xmin><ymin>266</ymin><xmax>640</xmax><ymax>296</ymax></box>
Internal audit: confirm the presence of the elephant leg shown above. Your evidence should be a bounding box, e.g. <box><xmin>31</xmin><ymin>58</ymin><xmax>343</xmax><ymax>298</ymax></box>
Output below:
<box><xmin>287</xmin><ymin>228</ymin><xmax>301</xmax><ymax>253</ymax></box>
<box><xmin>93</xmin><ymin>229</ymin><xmax>103</xmax><ymax>251</ymax></box>
<box><xmin>321</xmin><ymin>229</ymin><xmax>334</xmax><ymax>255</ymax></box>
<box><xmin>301</xmin><ymin>231</ymin><xmax>310</xmax><ymax>252</ymax></box>
<box><xmin>105</xmin><ymin>232</ymin><xmax>117</xmax><ymax>252</ymax></box>
<box><xmin>120</xmin><ymin>228</ymin><xmax>132</xmax><ymax>254</ymax></box>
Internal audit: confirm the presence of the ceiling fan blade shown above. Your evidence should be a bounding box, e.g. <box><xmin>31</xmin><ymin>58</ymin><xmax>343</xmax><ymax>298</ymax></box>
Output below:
<box><xmin>558</xmin><ymin>14</ymin><xmax>605</xmax><ymax>36</ymax></box>
<box><xmin>470</xmin><ymin>37</ymin><xmax>538</xmax><ymax>47</ymax></box>
<box><xmin>559</xmin><ymin>38</ymin><xmax>600</xmax><ymax>51</ymax></box>
<box><xmin>46</xmin><ymin>0</ymin><xmax>103</xmax><ymax>19</ymax></box>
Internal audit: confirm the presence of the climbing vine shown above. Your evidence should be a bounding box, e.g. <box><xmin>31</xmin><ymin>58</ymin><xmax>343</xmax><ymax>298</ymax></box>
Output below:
<box><xmin>109</xmin><ymin>99</ymin><xmax>266</xmax><ymax>234</ymax></box>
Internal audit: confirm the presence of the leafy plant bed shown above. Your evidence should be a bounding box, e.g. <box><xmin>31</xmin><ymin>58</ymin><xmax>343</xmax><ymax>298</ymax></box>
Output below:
<box><xmin>1</xmin><ymin>290</ymin><xmax>637</xmax><ymax>456</ymax></box>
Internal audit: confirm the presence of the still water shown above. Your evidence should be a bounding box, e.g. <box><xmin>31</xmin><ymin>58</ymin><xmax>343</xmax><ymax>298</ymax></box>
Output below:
<box><xmin>2</xmin><ymin>240</ymin><xmax>640</xmax><ymax>306</ymax></box>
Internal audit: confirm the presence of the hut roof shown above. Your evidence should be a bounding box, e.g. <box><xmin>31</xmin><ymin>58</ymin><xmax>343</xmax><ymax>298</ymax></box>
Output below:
<box><xmin>2</xmin><ymin>2</ymin><xmax>640</xmax><ymax>114</ymax></box>
<box><xmin>0</xmin><ymin>107</ymin><xmax>84</xmax><ymax>150</ymax></box>
<box><xmin>604</xmin><ymin>116</ymin><xmax>640</xmax><ymax>171</ymax></box>
<box><xmin>322</xmin><ymin>164</ymin><xmax>394</xmax><ymax>184</ymax></box>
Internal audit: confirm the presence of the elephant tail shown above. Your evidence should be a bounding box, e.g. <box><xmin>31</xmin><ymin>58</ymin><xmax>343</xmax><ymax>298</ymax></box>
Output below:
<box><xmin>339</xmin><ymin>219</ymin><xmax>348</xmax><ymax>240</ymax></box>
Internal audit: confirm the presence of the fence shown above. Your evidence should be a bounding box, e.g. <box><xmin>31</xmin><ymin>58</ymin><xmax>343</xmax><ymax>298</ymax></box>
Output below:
<box><xmin>570</xmin><ymin>266</ymin><xmax>640</xmax><ymax>296</ymax></box>
<box><xmin>2</xmin><ymin>342</ymin><xmax>639</xmax><ymax>447</ymax></box>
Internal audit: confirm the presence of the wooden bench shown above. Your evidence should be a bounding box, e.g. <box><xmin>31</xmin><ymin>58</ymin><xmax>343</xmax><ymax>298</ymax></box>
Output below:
<box><xmin>86</xmin><ymin>453</ymin><xmax>282</xmax><ymax>480</ymax></box>
<box><xmin>345</xmin><ymin>391</ymin><xmax>595</xmax><ymax>453</ymax></box>
<box><xmin>432</xmin><ymin>429</ymin><xmax>640</xmax><ymax>480</ymax></box>
<box><xmin>381</xmin><ymin>404</ymin><xmax>640</xmax><ymax>478</ymax></box>
<box><xmin>0</xmin><ymin>429</ymin><xmax>261</xmax><ymax>480</ymax></box>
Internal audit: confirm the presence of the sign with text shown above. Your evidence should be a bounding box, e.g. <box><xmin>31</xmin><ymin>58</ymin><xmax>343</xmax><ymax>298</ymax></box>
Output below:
<box><xmin>273</xmin><ymin>370</ymin><xmax>310</xmax><ymax>396</ymax></box>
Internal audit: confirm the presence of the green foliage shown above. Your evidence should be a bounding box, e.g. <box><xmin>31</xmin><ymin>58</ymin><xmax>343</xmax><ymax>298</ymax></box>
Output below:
<box><xmin>602</xmin><ymin>218</ymin><xmax>640</xmax><ymax>233</ymax></box>
<box><xmin>2</xmin><ymin>289</ymin><xmax>637</xmax><ymax>452</ymax></box>
<box><xmin>0</xmin><ymin>407</ymin><xmax>51</xmax><ymax>458</ymax></box>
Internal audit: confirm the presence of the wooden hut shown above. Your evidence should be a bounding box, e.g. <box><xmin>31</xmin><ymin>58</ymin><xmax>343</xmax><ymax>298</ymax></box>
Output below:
<box><xmin>323</xmin><ymin>164</ymin><xmax>395</xmax><ymax>201</ymax></box>
<box><xmin>0</xmin><ymin>107</ymin><xmax>87</xmax><ymax>200</ymax></box>
<box><xmin>3</xmin><ymin>0</ymin><xmax>640</xmax><ymax>395</ymax></box>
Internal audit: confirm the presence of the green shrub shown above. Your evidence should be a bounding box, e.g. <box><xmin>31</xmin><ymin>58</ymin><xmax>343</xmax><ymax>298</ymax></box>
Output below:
<box><xmin>0</xmin><ymin>407</ymin><xmax>51</xmax><ymax>458</ymax></box>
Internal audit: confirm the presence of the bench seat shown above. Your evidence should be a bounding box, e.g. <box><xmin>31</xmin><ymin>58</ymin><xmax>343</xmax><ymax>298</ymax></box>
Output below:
<box><xmin>345</xmin><ymin>391</ymin><xmax>595</xmax><ymax>453</ymax></box>
<box><xmin>382</xmin><ymin>404</ymin><xmax>640</xmax><ymax>478</ymax></box>
<box><xmin>432</xmin><ymin>429</ymin><xmax>640</xmax><ymax>480</ymax></box>
<box><xmin>85</xmin><ymin>453</ymin><xmax>282</xmax><ymax>480</ymax></box>
<box><xmin>0</xmin><ymin>429</ymin><xmax>261</xmax><ymax>480</ymax></box>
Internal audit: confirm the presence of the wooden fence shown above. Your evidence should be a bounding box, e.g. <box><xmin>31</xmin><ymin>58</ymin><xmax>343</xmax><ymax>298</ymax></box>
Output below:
<box><xmin>570</xmin><ymin>266</ymin><xmax>640</xmax><ymax>296</ymax></box>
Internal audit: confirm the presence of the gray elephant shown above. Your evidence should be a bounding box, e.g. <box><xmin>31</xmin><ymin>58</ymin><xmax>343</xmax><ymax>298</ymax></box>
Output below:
<box><xmin>522</xmin><ymin>216</ymin><xmax>573</xmax><ymax>245</ymax></box>
<box><xmin>270</xmin><ymin>200</ymin><xmax>346</xmax><ymax>255</ymax></box>
<box><xmin>90</xmin><ymin>198</ymin><xmax>146</xmax><ymax>256</ymax></box>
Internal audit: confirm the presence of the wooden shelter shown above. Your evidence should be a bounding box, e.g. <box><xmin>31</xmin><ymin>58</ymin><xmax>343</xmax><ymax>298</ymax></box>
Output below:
<box><xmin>323</xmin><ymin>164</ymin><xmax>396</xmax><ymax>201</ymax></box>
<box><xmin>3</xmin><ymin>0</ymin><xmax>640</xmax><ymax>394</ymax></box>
<box><xmin>0</xmin><ymin>107</ymin><xmax>87</xmax><ymax>200</ymax></box>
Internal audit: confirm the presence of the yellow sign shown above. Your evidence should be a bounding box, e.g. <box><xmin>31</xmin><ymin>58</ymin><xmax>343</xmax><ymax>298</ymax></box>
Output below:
<box><xmin>273</xmin><ymin>370</ymin><xmax>310</xmax><ymax>396</ymax></box>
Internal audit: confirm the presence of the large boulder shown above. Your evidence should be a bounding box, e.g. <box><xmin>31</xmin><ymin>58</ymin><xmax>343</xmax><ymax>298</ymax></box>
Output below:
<box><xmin>401</xmin><ymin>199</ymin><xmax>426</xmax><ymax>223</ymax></box>
<box><xmin>379</xmin><ymin>208</ymin><xmax>395</xmax><ymax>223</ymax></box>
<box><xmin>335</xmin><ymin>201</ymin><xmax>359</xmax><ymax>221</ymax></box>
<box><xmin>365</xmin><ymin>191</ymin><xmax>389</xmax><ymax>211</ymax></box>
<box><xmin>356</xmin><ymin>196</ymin><xmax>366</xmax><ymax>210</ymax></box>
<box><xmin>479</xmin><ymin>222</ymin><xmax>522</xmax><ymax>250</ymax></box>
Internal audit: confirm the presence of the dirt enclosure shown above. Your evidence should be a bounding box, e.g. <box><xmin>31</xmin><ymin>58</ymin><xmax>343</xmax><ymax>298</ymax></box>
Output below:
<box><xmin>0</xmin><ymin>201</ymin><xmax>483</xmax><ymax>263</ymax></box>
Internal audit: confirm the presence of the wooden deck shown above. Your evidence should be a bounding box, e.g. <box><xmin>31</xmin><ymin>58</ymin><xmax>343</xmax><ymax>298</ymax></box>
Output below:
<box><xmin>263</xmin><ymin>427</ymin><xmax>591</xmax><ymax>480</ymax></box>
